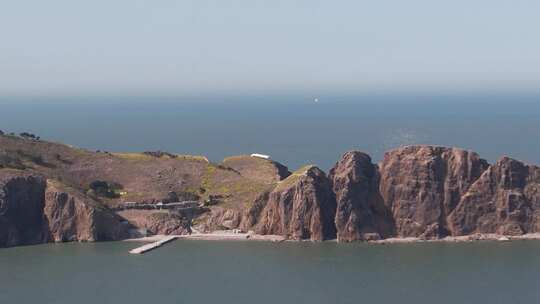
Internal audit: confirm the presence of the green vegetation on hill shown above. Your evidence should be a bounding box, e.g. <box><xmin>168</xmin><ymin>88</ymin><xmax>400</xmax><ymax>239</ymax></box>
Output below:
<box><xmin>199</xmin><ymin>163</ymin><xmax>272</xmax><ymax>209</ymax></box>
<box><xmin>114</xmin><ymin>152</ymin><xmax>208</xmax><ymax>162</ymax></box>
<box><xmin>274</xmin><ymin>165</ymin><xmax>315</xmax><ymax>191</ymax></box>
<box><xmin>221</xmin><ymin>155</ymin><xmax>290</xmax><ymax>185</ymax></box>
<box><xmin>47</xmin><ymin>179</ymin><xmax>108</xmax><ymax>211</ymax></box>
<box><xmin>87</xmin><ymin>180</ymin><xmax>124</xmax><ymax>199</ymax></box>
<box><xmin>0</xmin><ymin>135</ymin><xmax>279</xmax><ymax>211</ymax></box>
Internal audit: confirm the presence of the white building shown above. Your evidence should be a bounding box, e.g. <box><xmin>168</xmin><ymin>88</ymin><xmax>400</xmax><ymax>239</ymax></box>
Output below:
<box><xmin>250</xmin><ymin>153</ymin><xmax>270</xmax><ymax>160</ymax></box>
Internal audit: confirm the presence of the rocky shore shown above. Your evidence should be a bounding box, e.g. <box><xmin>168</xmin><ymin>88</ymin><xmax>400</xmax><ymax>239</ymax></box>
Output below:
<box><xmin>1</xmin><ymin>133</ymin><xmax>540</xmax><ymax>248</ymax></box>
<box><xmin>370</xmin><ymin>233</ymin><xmax>540</xmax><ymax>244</ymax></box>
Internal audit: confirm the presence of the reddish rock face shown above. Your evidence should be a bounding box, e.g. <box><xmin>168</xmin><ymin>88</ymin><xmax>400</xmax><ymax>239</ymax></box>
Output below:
<box><xmin>379</xmin><ymin>146</ymin><xmax>488</xmax><ymax>238</ymax></box>
<box><xmin>44</xmin><ymin>181</ymin><xmax>133</xmax><ymax>242</ymax></box>
<box><xmin>197</xmin><ymin>207</ymin><xmax>242</xmax><ymax>232</ymax></box>
<box><xmin>246</xmin><ymin>166</ymin><xmax>336</xmax><ymax>241</ymax></box>
<box><xmin>0</xmin><ymin>171</ymin><xmax>133</xmax><ymax>247</ymax></box>
<box><xmin>448</xmin><ymin>157</ymin><xmax>540</xmax><ymax>235</ymax></box>
<box><xmin>240</xmin><ymin>191</ymin><xmax>270</xmax><ymax>232</ymax></box>
<box><xmin>5</xmin><ymin>140</ymin><xmax>540</xmax><ymax>246</ymax></box>
<box><xmin>329</xmin><ymin>151</ymin><xmax>394</xmax><ymax>242</ymax></box>
<box><xmin>0</xmin><ymin>171</ymin><xmax>47</xmax><ymax>247</ymax></box>
<box><xmin>143</xmin><ymin>213</ymin><xmax>191</xmax><ymax>235</ymax></box>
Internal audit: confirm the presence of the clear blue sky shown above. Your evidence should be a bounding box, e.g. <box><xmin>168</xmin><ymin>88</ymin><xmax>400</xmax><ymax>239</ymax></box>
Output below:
<box><xmin>1</xmin><ymin>1</ymin><xmax>539</xmax><ymax>96</ymax></box>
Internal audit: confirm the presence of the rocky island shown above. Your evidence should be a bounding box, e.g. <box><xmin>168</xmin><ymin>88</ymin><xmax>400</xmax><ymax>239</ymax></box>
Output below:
<box><xmin>1</xmin><ymin>133</ymin><xmax>539</xmax><ymax>248</ymax></box>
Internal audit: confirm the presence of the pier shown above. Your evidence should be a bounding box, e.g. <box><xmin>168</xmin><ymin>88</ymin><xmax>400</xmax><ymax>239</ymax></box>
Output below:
<box><xmin>129</xmin><ymin>235</ymin><xmax>178</xmax><ymax>254</ymax></box>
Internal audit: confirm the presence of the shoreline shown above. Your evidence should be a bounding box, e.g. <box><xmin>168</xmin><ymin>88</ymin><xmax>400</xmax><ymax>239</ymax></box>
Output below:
<box><xmin>124</xmin><ymin>232</ymin><xmax>540</xmax><ymax>244</ymax></box>
<box><xmin>369</xmin><ymin>233</ymin><xmax>540</xmax><ymax>244</ymax></box>
<box><xmin>124</xmin><ymin>231</ymin><xmax>287</xmax><ymax>243</ymax></box>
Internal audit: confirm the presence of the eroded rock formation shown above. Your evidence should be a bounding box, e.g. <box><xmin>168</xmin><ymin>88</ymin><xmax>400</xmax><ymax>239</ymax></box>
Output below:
<box><xmin>379</xmin><ymin>146</ymin><xmax>489</xmax><ymax>238</ymax></box>
<box><xmin>44</xmin><ymin>180</ymin><xmax>132</xmax><ymax>242</ymax></box>
<box><xmin>329</xmin><ymin>151</ymin><xmax>394</xmax><ymax>241</ymax></box>
<box><xmin>0</xmin><ymin>171</ymin><xmax>47</xmax><ymax>247</ymax></box>
<box><xmin>0</xmin><ymin>170</ymin><xmax>133</xmax><ymax>248</ymax></box>
<box><xmin>142</xmin><ymin>213</ymin><xmax>191</xmax><ymax>235</ymax></box>
<box><xmin>244</xmin><ymin>166</ymin><xmax>337</xmax><ymax>241</ymax></box>
<box><xmin>448</xmin><ymin>157</ymin><xmax>540</xmax><ymax>235</ymax></box>
<box><xmin>197</xmin><ymin>207</ymin><xmax>242</xmax><ymax>232</ymax></box>
<box><xmin>3</xmin><ymin>130</ymin><xmax>540</xmax><ymax>246</ymax></box>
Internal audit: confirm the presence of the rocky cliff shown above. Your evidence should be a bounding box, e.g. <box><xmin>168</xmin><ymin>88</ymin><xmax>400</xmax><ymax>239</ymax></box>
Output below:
<box><xmin>0</xmin><ymin>169</ymin><xmax>133</xmax><ymax>248</ymax></box>
<box><xmin>328</xmin><ymin>146</ymin><xmax>540</xmax><ymax>241</ymax></box>
<box><xmin>0</xmin><ymin>171</ymin><xmax>47</xmax><ymax>247</ymax></box>
<box><xmin>448</xmin><ymin>157</ymin><xmax>540</xmax><ymax>235</ymax></box>
<box><xmin>244</xmin><ymin>166</ymin><xmax>336</xmax><ymax>241</ymax></box>
<box><xmin>44</xmin><ymin>180</ymin><xmax>133</xmax><ymax>242</ymax></box>
<box><xmin>379</xmin><ymin>146</ymin><xmax>489</xmax><ymax>238</ymax></box>
<box><xmin>329</xmin><ymin>151</ymin><xmax>394</xmax><ymax>241</ymax></box>
<box><xmin>3</xmin><ymin>132</ymin><xmax>540</xmax><ymax>245</ymax></box>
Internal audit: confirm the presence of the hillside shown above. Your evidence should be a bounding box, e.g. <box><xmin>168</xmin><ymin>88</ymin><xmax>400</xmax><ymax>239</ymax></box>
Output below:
<box><xmin>0</xmin><ymin>134</ymin><xmax>286</xmax><ymax>209</ymax></box>
<box><xmin>2</xmin><ymin>133</ymin><xmax>540</xmax><ymax>248</ymax></box>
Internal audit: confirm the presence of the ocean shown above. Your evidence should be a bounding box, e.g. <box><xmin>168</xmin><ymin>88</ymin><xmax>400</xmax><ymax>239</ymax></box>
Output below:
<box><xmin>1</xmin><ymin>240</ymin><xmax>540</xmax><ymax>304</ymax></box>
<box><xmin>2</xmin><ymin>93</ymin><xmax>540</xmax><ymax>303</ymax></box>
<box><xmin>1</xmin><ymin>93</ymin><xmax>539</xmax><ymax>171</ymax></box>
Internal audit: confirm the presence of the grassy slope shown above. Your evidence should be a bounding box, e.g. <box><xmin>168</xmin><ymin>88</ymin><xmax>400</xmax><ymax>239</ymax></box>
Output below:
<box><xmin>274</xmin><ymin>165</ymin><xmax>315</xmax><ymax>191</ymax></box>
<box><xmin>46</xmin><ymin>179</ymin><xmax>108</xmax><ymax>211</ymax></box>
<box><xmin>222</xmin><ymin>155</ymin><xmax>289</xmax><ymax>184</ymax></box>
<box><xmin>201</xmin><ymin>163</ymin><xmax>275</xmax><ymax>209</ymax></box>
<box><xmin>0</xmin><ymin>135</ymin><xmax>284</xmax><ymax>210</ymax></box>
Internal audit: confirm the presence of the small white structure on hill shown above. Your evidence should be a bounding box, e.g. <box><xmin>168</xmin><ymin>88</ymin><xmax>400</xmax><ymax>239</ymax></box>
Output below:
<box><xmin>250</xmin><ymin>153</ymin><xmax>270</xmax><ymax>160</ymax></box>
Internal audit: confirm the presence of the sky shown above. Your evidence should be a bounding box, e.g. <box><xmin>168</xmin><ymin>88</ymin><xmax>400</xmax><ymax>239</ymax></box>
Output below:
<box><xmin>1</xmin><ymin>0</ymin><xmax>539</xmax><ymax>96</ymax></box>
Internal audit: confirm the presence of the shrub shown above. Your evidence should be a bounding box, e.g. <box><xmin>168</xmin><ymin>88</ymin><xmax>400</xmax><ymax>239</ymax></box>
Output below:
<box><xmin>88</xmin><ymin>180</ymin><xmax>123</xmax><ymax>198</ymax></box>
<box><xmin>161</xmin><ymin>191</ymin><xmax>200</xmax><ymax>203</ymax></box>
<box><xmin>142</xmin><ymin>151</ymin><xmax>177</xmax><ymax>158</ymax></box>
<box><xmin>19</xmin><ymin>132</ymin><xmax>37</xmax><ymax>140</ymax></box>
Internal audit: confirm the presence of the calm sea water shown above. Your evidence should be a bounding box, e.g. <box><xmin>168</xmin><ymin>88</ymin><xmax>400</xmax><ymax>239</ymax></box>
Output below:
<box><xmin>1</xmin><ymin>240</ymin><xmax>540</xmax><ymax>304</ymax></box>
<box><xmin>2</xmin><ymin>94</ymin><xmax>540</xmax><ymax>303</ymax></box>
<box><xmin>1</xmin><ymin>93</ymin><xmax>539</xmax><ymax>170</ymax></box>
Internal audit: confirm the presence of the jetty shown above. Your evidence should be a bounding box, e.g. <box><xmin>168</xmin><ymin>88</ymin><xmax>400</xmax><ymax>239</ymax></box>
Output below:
<box><xmin>129</xmin><ymin>235</ymin><xmax>178</xmax><ymax>254</ymax></box>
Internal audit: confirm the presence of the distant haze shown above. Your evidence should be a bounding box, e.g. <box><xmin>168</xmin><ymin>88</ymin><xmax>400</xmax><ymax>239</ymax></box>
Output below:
<box><xmin>1</xmin><ymin>1</ymin><xmax>539</xmax><ymax>96</ymax></box>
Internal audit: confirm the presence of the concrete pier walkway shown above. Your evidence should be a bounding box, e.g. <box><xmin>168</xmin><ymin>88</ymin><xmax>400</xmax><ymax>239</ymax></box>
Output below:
<box><xmin>129</xmin><ymin>235</ymin><xmax>178</xmax><ymax>254</ymax></box>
